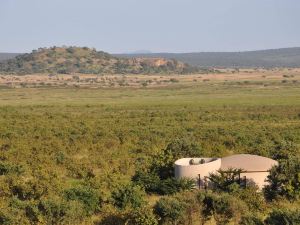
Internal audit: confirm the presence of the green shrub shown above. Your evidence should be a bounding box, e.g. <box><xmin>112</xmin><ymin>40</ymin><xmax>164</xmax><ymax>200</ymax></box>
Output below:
<box><xmin>199</xmin><ymin>192</ymin><xmax>248</xmax><ymax>225</ymax></box>
<box><xmin>208</xmin><ymin>168</ymin><xmax>244</xmax><ymax>192</ymax></box>
<box><xmin>154</xmin><ymin>196</ymin><xmax>185</xmax><ymax>224</ymax></box>
<box><xmin>99</xmin><ymin>213</ymin><xmax>126</xmax><ymax>225</ymax></box>
<box><xmin>64</xmin><ymin>186</ymin><xmax>100</xmax><ymax>215</ymax></box>
<box><xmin>0</xmin><ymin>211</ymin><xmax>13</xmax><ymax>225</ymax></box>
<box><xmin>111</xmin><ymin>184</ymin><xmax>145</xmax><ymax>209</ymax></box>
<box><xmin>38</xmin><ymin>198</ymin><xmax>69</xmax><ymax>224</ymax></box>
<box><xmin>233</xmin><ymin>186</ymin><xmax>266</xmax><ymax>212</ymax></box>
<box><xmin>133</xmin><ymin>138</ymin><xmax>199</xmax><ymax>195</ymax></box>
<box><xmin>126</xmin><ymin>207</ymin><xmax>158</xmax><ymax>225</ymax></box>
<box><xmin>240</xmin><ymin>214</ymin><xmax>264</xmax><ymax>225</ymax></box>
<box><xmin>0</xmin><ymin>163</ymin><xmax>11</xmax><ymax>175</ymax></box>
<box><xmin>133</xmin><ymin>171</ymin><xmax>195</xmax><ymax>195</ymax></box>
<box><xmin>0</xmin><ymin>163</ymin><xmax>24</xmax><ymax>175</ymax></box>
<box><xmin>157</xmin><ymin>178</ymin><xmax>195</xmax><ymax>195</ymax></box>
<box><xmin>132</xmin><ymin>171</ymin><xmax>161</xmax><ymax>193</ymax></box>
<box><xmin>264</xmin><ymin>155</ymin><xmax>300</xmax><ymax>201</ymax></box>
<box><xmin>25</xmin><ymin>204</ymin><xmax>41</xmax><ymax>224</ymax></box>
<box><xmin>151</xmin><ymin>138</ymin><xmax>202</xmax><ymax>179</ymax></box>
<box><xmin>265</xmin><ymin>209</ymin><xmax>300</xmax><ymax>225</ymax></box>
<box><xmin>10</xmin><ymin>179</ymin><xmax>48</xmax><ymax>201</ymax></box>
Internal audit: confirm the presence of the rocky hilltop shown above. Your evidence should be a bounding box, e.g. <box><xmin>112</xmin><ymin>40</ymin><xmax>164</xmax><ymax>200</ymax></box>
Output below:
<box><xmin>0</xmin><ymin>47</ymin><xmax>198</xmax><ymax>75</ymax></box>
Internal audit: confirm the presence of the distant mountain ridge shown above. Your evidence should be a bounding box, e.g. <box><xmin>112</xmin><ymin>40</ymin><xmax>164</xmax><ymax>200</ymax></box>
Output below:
<box><xmin>2</xmin><ymin>47</ymin><xmax>300</xmax><ymax>70</ymax></box>
<box><xmin>0</xmin><ymin>47</ymin><xmax>197</xmax><ymax>75</ymax></box>
<box><xmin>0</xmin><ymin>53</ymin><xmax>21</xmax><ymax>61</ymax></box>
<box><xmin>116</xmin><ymin>47</ymin><xmax>300</xmax><ymax>68</ymax></box>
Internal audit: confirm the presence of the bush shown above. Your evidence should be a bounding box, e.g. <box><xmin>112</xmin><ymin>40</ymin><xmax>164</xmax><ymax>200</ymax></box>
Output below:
<box><xmin>265</xmin><ymin>209</ymin><xmax>300</xmax><ymax>225</ymax></box>
<box><xmin>151</xmin><ymin>138</ymin><xmax>202</xmax><ymax>179</ymax></box>
<box><xmin>132</xmin><ymin>171</ymin><xmax>161</xmax><ymax>193</ymax></box>
<box><xmin>0</xmin><ymin>163</ymin><xmax>11</xmax><ymax>175</ymax></box>
<box><xmin>240</xmin><ymin>214</ymin><xmax>264</xmax><ymax>225</ymax></box>
<box><xmin>126</xmin><ymin>207</ymin><xmax>158</xmax><ymax>225</ymax></box>
<box><xmin>154</xmin><ymin>196</ymin><xmax>185</xmax><ymax>224</ymax></box>
<box><xmin>175</xmin><ymin>191</ymin><xmax>203</xmax><ymax>224</ymax></box>
<box><xmin>208</xmin><ymin>168</ymin><xmax>244</xmax><ymax>192</ymax></box>
<box><xmin>111</xmin><ymin>184</ymin><xmax>145</xmax><ymax>209</ymax></box>
<box><xmin>199</xmin><ymin>192</ymin><xmax>248</xmax><ymax>225</ymax></box>
<box><xmin>233</xmin><ymin>186</ymin><xmax>266</xmax><ymax>212</ymax></box>
<box><xmin>64</xmin><ymin>186</ymin><xmax>100</xmax><ymax>216</ymax></box>
<box><xmin>157</xmin><ymin>178</ymin><xmax>195</xmax><ymax>195</ymax></box>
<box><xmin>38</xmin><ymin>198</ymin><xmax>71</xmax><ymax>224</ymax></box>
<box><xmin>264</xmin><ymin>154</ymin><xmax>300</xmax><ymax>201</ymax></box>
<box><xmin>0</xmin><ymin>211</ymin><xmax>13</xmax><ymax>225</ymax></box>
<box><xmin>132</xmin><ymin>138</ymin><xmax>199</xmax><ymax>195</ymax></box>
<box><xmin>133</xmin><ymin>171</ymin><xmax>195</xmax><ymax>195</ymax></box>
<box><xmin>99</xmin><ymin>213</ymin><xmax>126</xmax><ymax>225</ymax></box>
<box><xmin>0</xmin><ymin>163</ymin><xmax>23</xmax><ymax>175</ymax></box>
<box><xmin>10</xmin><ymin>179</ymin><xmax>48</xmax><ymax>201</ymax></box>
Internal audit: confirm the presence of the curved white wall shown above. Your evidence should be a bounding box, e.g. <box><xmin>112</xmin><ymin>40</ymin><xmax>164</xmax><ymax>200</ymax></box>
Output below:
<box><xmin>174</xmin><ymin>158</ymin><xmax>221</xmax><ymax>180</ymax></box>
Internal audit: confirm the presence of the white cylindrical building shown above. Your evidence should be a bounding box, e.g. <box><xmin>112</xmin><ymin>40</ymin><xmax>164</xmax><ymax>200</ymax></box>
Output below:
<box><xmin>174</xmin><ymin>154</ymin><xmax>278</xmax><ymax>189</ymax></box>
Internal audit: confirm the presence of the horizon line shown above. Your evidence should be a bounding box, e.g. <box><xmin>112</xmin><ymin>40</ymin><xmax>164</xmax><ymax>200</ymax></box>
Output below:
<box><xmin>1</xmin><ymin>46</ymin><xmax>300</xmax><ymax>55</ymax></box>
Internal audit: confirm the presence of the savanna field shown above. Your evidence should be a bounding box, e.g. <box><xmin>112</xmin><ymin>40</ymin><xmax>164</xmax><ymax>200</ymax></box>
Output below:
<box><xmin>0</xmin><ymin>74</ymin><xmax>300</xmax><ymax>224</ymax></box>
<box><xmin>1</xmin><ymin>0</ymin><xmax>300</xmax><ymax>223</ymax></box>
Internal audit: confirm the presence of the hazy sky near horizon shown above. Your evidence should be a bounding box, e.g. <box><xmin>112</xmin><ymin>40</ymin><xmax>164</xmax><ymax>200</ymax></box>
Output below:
<box><xmin>0</xmin><ymin>0</ymin><xmax>300</xmax><ymax>53</ymax></box>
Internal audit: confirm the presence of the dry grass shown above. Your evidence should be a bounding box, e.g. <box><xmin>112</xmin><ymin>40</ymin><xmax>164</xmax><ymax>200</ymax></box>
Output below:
<box><xmin>0</xmin><ymin>68</ymin><xmax>299</xmax><ymax>89</ymax></box>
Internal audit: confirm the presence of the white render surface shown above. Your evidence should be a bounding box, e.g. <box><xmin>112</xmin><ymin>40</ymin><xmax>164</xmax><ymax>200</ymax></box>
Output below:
<box><xmin>175</xmin><ymin>158</ymin><xmax>221</xmax><ymax>179</ymax></box>
<box><xmin>220</xmin><ymin>154</ymin><xmax>278</xmax><ymax>171</ymax></box>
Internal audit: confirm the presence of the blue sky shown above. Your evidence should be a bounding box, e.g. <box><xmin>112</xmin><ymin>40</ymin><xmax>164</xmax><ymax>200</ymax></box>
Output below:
<box><xmin>0</xmin><ymin>0</ymin><xmax>299</xmax><ymax>53</ymax></box>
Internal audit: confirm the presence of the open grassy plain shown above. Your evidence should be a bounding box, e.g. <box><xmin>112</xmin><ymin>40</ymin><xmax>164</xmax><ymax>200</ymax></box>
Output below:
<box><xmin>0</xmin><ymin>70</ymin><xmax>300</xmax><ymax>224</ymax></box>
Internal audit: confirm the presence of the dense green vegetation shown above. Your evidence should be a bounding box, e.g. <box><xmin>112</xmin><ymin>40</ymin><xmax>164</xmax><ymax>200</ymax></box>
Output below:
<box><xmin>0</xmin><ymin>47</ymin><xmax>198</xmax><ymax>75</ymax></box>
<box><xmin>0</xmin><ymin>81</ymin><xmax>299</xmax><ymax>224</ymax></box>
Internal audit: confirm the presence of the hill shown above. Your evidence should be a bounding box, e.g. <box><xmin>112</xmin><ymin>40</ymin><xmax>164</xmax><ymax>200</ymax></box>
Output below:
<box><xmin>116</xmin><ymin>47</ymin><xmax>300</xmax><ymax>68</ymax></box>
<box><xmin>0</xmin><ymin>47</ymin><xmax>197</xmax><ymax>75</ymax></box>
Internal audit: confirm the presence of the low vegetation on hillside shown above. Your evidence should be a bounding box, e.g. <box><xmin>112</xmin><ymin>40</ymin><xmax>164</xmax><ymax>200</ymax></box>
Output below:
<box><xmin>0</xmin><ymin>47</ymin><xmax>199</xmax><ymax>75</ymax></box>
<box><xmin>118</xmin><ymin>47</ymin><xmax>300</xmax><ymax>68</ymax></box>
<box><xmin>0</xmin><ymin>81</ymin><xmax>299</xmax><ymax>224</ymax></box>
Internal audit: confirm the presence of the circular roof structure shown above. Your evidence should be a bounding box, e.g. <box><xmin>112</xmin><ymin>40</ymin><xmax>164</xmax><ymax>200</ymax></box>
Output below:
<box><xmin>220</xmin><ymin>154</ymin><xmax>278</xmax><ymax>171</ymax></box>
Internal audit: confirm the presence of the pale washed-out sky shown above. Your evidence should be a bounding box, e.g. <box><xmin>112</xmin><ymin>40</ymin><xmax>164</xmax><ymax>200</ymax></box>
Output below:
<box><xmin>0</xmin><ymin>0</ymin><xmax>299</xmax><ymax>53</ymax></box>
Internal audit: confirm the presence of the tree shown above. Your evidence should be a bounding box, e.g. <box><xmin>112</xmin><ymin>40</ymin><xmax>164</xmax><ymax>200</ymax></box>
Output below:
<box><xmin>64</xmin><ymin>186</ymin><xmax>101</xmax><ymax>216</ymax></box>
<box><xmin>111</xmin><ymin>184</ymin><xmax>145</xmax><ymax>209</ymax></box>
<box><xmin>264</xmin><ymin>155</ymin><xmax>300</xmax><ymax>201</ymax></box>
<box><xmin>133</xmin><ymin>170</ymin><xmax>195</xmax><ymax>195</ymax></box>
<box><xmin>151</xmin><ymin>138</ymin><xmax>202</xmax><ymax>179</ymax></box>
<box><xmin>132</xmin><ymin>171</ymin><xmax>161</xmax><ymax>193</ymax></box>
<box><xmin>208</xmin><ymin>168</ymin><xmax>244</xmax><ymax>192</ymax></box>
<box><xmin>157</xmin><ymin>178</ymin><xmax>195</xmax><ymax>195</ymax></box>
<box><xmin>198</xmin><ymin>192</ymin><xmax>248</xmax><ymax>225</ymax></box>
<box><xmin>154</xmin><ymin>197</ymin><xmax>185</xmax><ymax>225</ymax></box>
<box><xmin>132</xmin><ymin>138</ymin><xmax>198</xmax><ymax>195</ymax></box>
